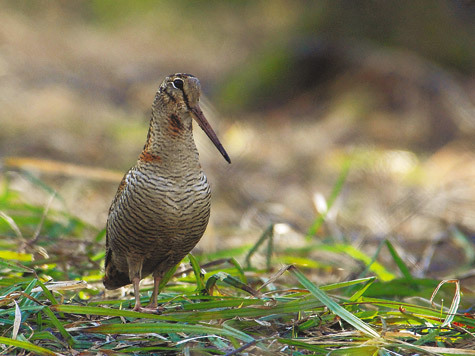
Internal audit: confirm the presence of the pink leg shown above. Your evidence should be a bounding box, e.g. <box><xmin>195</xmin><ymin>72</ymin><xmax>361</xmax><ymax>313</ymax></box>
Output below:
<box><xmin>132</xmin><ymin>276</ymin><xmax>142</xmax><ymax>311</ymax></box>
<box><xmin>131</xmin><ymin>277</ymin><xmax>159</xmax><ymax>313</ymax></box>
<box><xmin>148</xmin><ymin>275</ymin><xmax>161</xmax><ymax>309</ymax></box>
<box><xmin>127</xmin><ymin>257</ymin><xmax>144</xmax><ymax>312</ymax></box>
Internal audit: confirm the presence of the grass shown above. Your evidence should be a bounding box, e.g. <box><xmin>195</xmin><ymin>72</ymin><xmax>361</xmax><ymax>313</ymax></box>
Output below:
<box><xmin>0</xmin><ymin>171</ymin><xmax>474</xmax><ymax>355</ymax></box>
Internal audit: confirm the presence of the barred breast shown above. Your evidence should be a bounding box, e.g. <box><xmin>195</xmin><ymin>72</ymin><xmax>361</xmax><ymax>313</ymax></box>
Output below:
<box><xmin>104</xmin><ymin>164</ymin><xmax>211</xmax><ymax>288</ymax></box>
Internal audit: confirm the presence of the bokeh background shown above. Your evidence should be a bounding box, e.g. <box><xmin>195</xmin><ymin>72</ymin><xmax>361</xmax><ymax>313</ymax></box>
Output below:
<box><xmin>1</xmin><ymin>1</ymin><xmax>474</xmax><ymax>284</ymax></box>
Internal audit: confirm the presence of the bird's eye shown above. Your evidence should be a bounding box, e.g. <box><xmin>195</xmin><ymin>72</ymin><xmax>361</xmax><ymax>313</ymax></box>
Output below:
<box><xmin>172</xmin><ymin>79</ymin><xmax>184</xmax><ymax>90</ymax></box>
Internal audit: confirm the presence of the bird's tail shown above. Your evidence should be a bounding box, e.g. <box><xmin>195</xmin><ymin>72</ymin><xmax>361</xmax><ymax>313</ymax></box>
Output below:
<box><xmin>103</xmin><ymin>249</ymin><xmax>131</xmax><ymax>290</ymax></box>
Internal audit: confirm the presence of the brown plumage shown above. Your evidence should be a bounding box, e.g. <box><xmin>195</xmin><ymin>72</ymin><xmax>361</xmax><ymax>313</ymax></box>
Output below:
<box><xmin>103</xmin><ymin>73</ymin><xmax>230</xmax><ymax>312</ymax></box>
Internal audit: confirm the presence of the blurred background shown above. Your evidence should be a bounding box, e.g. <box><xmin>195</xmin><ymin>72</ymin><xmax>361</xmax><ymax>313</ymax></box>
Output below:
<box><xmin>0</xmin><ymin>0</ymin><xmax>474</xmax><ymax>284</ymax></box>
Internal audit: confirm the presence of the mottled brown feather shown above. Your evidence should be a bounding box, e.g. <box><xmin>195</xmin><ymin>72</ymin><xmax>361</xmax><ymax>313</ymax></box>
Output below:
<box><xmin>102</xmin><ymin>73</ymin><xmax>229</xmax><ymax>311</ymax></box>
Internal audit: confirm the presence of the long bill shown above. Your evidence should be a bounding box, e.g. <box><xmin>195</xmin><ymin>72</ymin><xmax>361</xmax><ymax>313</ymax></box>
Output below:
<box><xmin>191</xmin><ymin>105</ymin><xmax>231</xmax><ymax>164</ymax></box>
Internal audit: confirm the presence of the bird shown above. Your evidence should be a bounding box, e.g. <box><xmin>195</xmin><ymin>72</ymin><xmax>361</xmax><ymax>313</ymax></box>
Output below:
<box><xmin>103</xmin><ymin>73</ymin><xmax>230</xmax><ymax>312</ymax></box>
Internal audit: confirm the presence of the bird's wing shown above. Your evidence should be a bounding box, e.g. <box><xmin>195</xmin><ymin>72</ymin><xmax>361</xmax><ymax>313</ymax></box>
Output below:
<box><xmin>105</xmin><ymin>169</ymin><xmax>131</xmax><ymax>249</ymax></box>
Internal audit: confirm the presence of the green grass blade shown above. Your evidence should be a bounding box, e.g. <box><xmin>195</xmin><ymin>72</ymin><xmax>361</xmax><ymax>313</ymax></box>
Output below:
<box><xmin>0</xmin><ymin>257</ymin><xmax>34</xmax><ymax>274</ymax></box>
<box><xmin>385</xmin><ymin>239</ymin><xmax>415</xmax><ymax>284</ymax></box>
<box><xmin>182</xmin><ymin>298</ymin><xmax>266</xmax><ymax>310</ymax></box>
<box><xmin>265</xmin><ymin>224</ymin><xmax>274</xmax><ymax>270</ymax></box>
<box><xmin>113</xmin><ymin>346</ymin><xmax>181</xmax><ymax>353</ymax></box>
<box><xmin>245</xmin><ymin>223</ymin><xmax>274</xmax><ymax>268</ymax></box>
<box><xmin>43</xmin><ymin>307</ymin><xmax>76</xmax><ymax>346</ymax></box>
<box><xmin>159</xmin><ymin>263</ymin><xmax>179</xmax><ymax>292</ymax></box>
<box><xmin>205</xmin><ymin>272</ymin><xmax>261</xmax><ymax>297</ymax></box>
<box><xmin>19</xmin><ymin>279</ymin><xmax>38</xmax><ymax>308</ymax></box>
<box><xmin>188</xmin><ymin>253</ymin><xmax>206</xmax><ymax>293</ymax></box>
<box><xmin>222</xmin><ymin>324</ymin><xmax>257</xmax><ymax>344</ymax></box>
<box><xmin>321</xmin><ymin>244</ymin><xmax>395</xmax><ymax>282</ymax></box>
<box><xmin>289</xmin><ymin>266</ymin><xmax>380</xmax><ymax>338</ymax></box>
<box><xmin>55</xmin><ymin>298</ymin><xmax>326</xmax><ymax>322</ymax></box>
<box><xmin>35</xmin><ymin>279</ymin><xmax>59</xmax><ymax>306</ymax></box>
<box><xmin>326</xmin><ymin>345</ymin><xmax>379</xmax><ymax>355</ymax></box>
<box><xmin>322</xmin><ymin>277</ymin><xmax>376</xmax><ymax>291</ymax></box>
<box><xmin>356</xmin><ymin>238</ymin><xmax>386</xmax><ymax>281</ymax></box>
<box><xmin>0</xmin><ymin>336</ymin><xmax>57</xmax><ymax>356</ymax></box>
<box><xmin>83</xmin><ymin>322</ymin><xmax>255</xmax><ymax>343</ymax></box>
<box><xmin>348</xmin><ymin>277</ymin><xmax>376</xmax><ymax>302</ymax></box>
<box><xmin>94</xmin><ymin>228</ymin><xmax>106</xmax><ymax>243</ymax></box>
<box><xmin>359</xmin><ymin>297</ymin><xmax>456</xmax><ymax>321</ymax></box>
<box><xmin>51</xmin><ymin>305</ymin><xmax>180</xmax><ymax>320</ymax></box>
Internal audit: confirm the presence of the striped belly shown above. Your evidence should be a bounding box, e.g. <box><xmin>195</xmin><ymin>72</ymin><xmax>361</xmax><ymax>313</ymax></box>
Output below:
<box><xmin>107</xmin><ymin>167</ymin><xmax>211</xmax><ymax>274</ymax></box>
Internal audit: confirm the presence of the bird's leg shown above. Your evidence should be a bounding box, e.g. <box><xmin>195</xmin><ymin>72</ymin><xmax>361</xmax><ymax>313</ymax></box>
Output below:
<box><xmin>148</xmin><ymin>275</ymin><xmax>161</xmax><ymax>309</ymax></box>
<box><xmin>126</xmin><ymin>257</ymin><xmax>161</xmax><ymax>313</ymax></box>
<box><xmin>132</xmin><ymin>276</ymin><xmax>142</xmax><ymax>311</ymax></box>
<box><xmin>127</xmin><ymin>257</ymin><xmax>144</xmax><ymax>312</ymax></box>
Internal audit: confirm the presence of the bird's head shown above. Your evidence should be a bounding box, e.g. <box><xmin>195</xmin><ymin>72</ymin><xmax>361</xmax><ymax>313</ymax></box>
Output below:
<box><xmin>154</xmin><ymin>73</ymin><xmax>231</xmax><ymax>164</ymax></box>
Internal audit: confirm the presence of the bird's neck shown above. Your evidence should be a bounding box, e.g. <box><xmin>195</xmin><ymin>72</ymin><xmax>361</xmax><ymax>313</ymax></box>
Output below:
<box><xmin>137</xmin><ymin>111</ymin><xmax>201</xmax><ymax>171</ymax></box>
